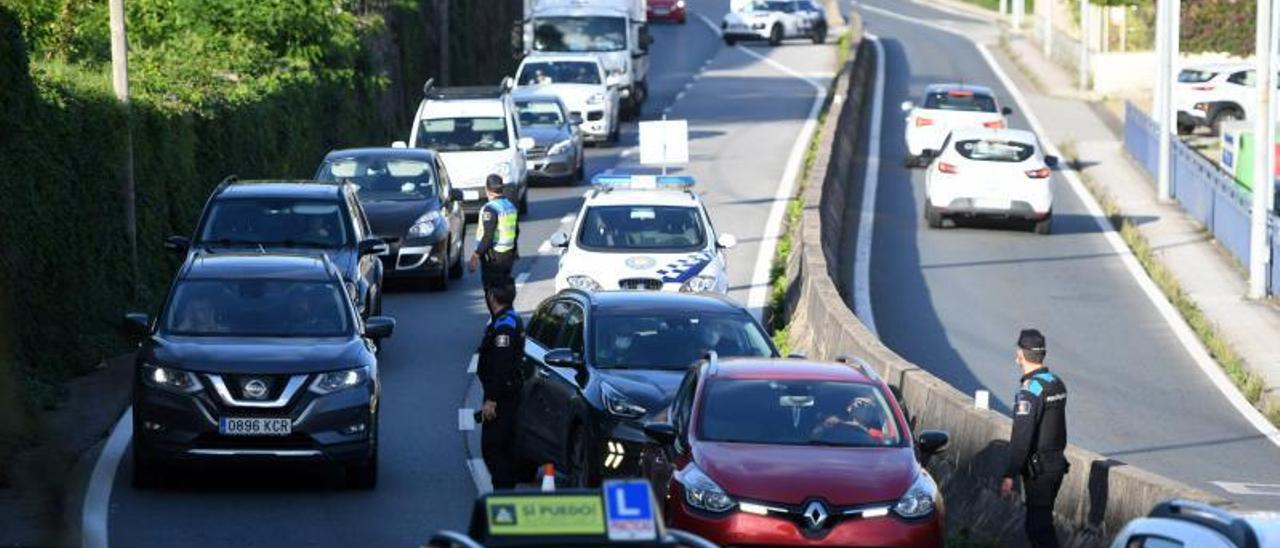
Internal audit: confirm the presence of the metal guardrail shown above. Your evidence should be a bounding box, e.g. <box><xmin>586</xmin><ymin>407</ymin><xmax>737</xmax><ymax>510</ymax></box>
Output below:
<box><xmin>1123</xmin><ymin>101</ymin><xmax>1279</xmax><ymax>295</ymax></box>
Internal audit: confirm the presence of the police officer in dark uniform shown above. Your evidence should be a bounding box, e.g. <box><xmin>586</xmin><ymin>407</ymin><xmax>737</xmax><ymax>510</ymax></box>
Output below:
<box><xmin>1001</xmin><ymin>328</ymin><xmax>1069</xmax><ymax>548</ymax></box>
<box><xmin>468</xmin><ymin>174</ymin><xmax>519</xmax><ymax>292</ymax></box>
<box><xmin>476</xmin><ymin>284</ymin><xmax>525</xmax><ymax>489</ymax></box>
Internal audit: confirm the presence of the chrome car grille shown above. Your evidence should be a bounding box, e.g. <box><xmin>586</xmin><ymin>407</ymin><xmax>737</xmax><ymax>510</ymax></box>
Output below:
<box><xmin>619</xmin><ymin>278</ymin><xmax>664</xmax><ymax>290</ymax></box>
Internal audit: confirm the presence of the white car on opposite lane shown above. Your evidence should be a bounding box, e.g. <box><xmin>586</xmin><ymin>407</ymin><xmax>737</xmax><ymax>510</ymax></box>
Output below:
<box><xmin>923</xmin><ymin>127</ymin><xmax>1057</xmax><ymax>234</ymax></box>
<box><xmin>903</xmin><ymin>83</ymin><xmax>1013</xmax><ymax>167</ymax></box>
<box><xmin>550</xmin><ymin>174</ymin><xmax>737</xmax><ymax>293</ymax></box>
<box><xmin>721</xmin><ymin>0</ymin><xmax>827</xmax><ymax>46</ymax></box>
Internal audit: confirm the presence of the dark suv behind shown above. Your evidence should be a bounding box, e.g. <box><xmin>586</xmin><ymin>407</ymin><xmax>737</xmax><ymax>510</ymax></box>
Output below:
<box><xmin>125</xmin><ymin>252</ymin><xmax>395</xmax><ymax>489</ymax></box>
<box><xmin>165</xmin><ymin>177</ymin><xmax>387</xmax><ymax>317</ymax></box>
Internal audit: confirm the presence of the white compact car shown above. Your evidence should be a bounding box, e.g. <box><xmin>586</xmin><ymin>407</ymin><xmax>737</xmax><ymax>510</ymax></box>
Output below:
<box><xmin>922</xmin><ymin>127</ymin><xmax>1057</xmax><ymax>234</ymax></box>
<box><xmin>515</xmin><ymin>54</ymin><xmax>621</xmax><ymax>145</ymax></box>
<box><xmin>721</xmin><ymin>0</ymin><xmax>827</xmax><ymax>46</ymax></box>
<box><xmin>902</xmin><ymin>83</ymin><xmax>1013</xmax><ymax>167</ymax></box>
<box><xmin>550</xmin><ymin>174</ymin><xmax>737</xmax><ymax>293</ymax></box>
<box><xmin>1175</xmin><ymin>62</ymin><xmax>1259</xmax><ymax>134</ymax></box>
<box><xmin>406</xmin><ymin>78</ymin><xmax>533</xmax><ymax>214</ymax></box>
<box><xmin>1110</xmin><ymin>499</ymin><xmax>1279</xmax><ymax>548</ymax></box>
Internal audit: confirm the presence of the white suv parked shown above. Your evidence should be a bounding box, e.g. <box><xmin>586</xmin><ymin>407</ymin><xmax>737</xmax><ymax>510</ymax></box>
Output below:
<box><xmin>1176</xmin><ymin>63</ymin><xmax>1258</xmax><ymax>135</ymax></box>
<box><xmin>407</xmin><ymin>78</ymin><xmax>533</xmax><ymax>213</ymax></box>
<box><xmin>515</xmin><ymin>54</ymin><xmax>621</xmax><ymax>145</ymax></box>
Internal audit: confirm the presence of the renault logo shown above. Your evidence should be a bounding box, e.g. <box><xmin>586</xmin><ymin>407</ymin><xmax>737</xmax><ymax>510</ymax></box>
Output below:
<box><xmin>802</xmin><ymin>500</ymin><xmax>829</xmax><ymax>529</ymax></box>
<box><xmin>242</xmin><ymin>379</ymin><xmax>269</xmax><ymax>400</ymax></box>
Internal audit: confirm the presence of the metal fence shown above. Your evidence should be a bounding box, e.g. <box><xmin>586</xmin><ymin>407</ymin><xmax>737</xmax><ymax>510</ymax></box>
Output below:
<box><xmin>1123</xmin><ymin>101</ymin><xmax>1278</xmax><ymax>295</ymax></box>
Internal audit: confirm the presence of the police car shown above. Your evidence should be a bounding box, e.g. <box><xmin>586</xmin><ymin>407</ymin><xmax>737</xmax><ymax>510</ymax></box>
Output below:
<box><xmin>549</xmin><ymin>175</ymin><xmax>736</xmax><ymax>293</ymax></box>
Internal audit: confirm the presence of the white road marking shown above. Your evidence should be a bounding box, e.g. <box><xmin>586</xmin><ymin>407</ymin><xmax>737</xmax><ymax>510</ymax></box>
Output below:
<box><xmin>859</xmin><ymin>2</ymin><xmax>1280</xmax><ymax>448</ymax></box>
<box><xmin>620</xmin><ymin>149</ymin><xmax>636</xmax><ymax>158</ymax></box>
<box><xmin>467</xmin><ymin>353</ymin><xmax>478</xmax><ymax>374</ymax></box>
<box><xmin>695</xmin><ymin>13</ymin><xmax>723</xmax><ymax>36</ymax></box>
<box><xmin>1212</xmin><ymin>481</ymin><xmax>1280</xmax><ymax>497</ymax></box>
<box><xmin>538</xmin><ymin>240</ymin><xmax>553</xmax><ymax>255</ymax></box>
<box><xmin>515</xmin><ymin>271</ymin><xmax>531</xmax><ymax>288</ymax></box>
<box><xmin>468</xmin><ymin>457</ymin><xmax>494</xmax><ymax>495</ymax></box>
<box><xmin>727</xmin><ymin>33</ymin><xmax>828</xmax><ymax>320</ymax></box>
<box><xmin>853</xmin><ymin>35</ymin><xmax>885</xmax><ymax>335</ymax></box>
<box><xmin>82</xmin><ymin>407</ymin><xmax>132</xmax><ymax>548</ymax></box>
<box><xmin>458</xmin><ymin>408</ymin><xmax>476</xmax><ymax>431</ymax></box>
<box><xmin>560</xmin><ymin>213</ymin><xmax>576</xmax><ymax>224</ymax></box>
<box><xmin>674</xmin><ymin>90</ymin><xmax>687</xmax><ymax>103</ymax></box>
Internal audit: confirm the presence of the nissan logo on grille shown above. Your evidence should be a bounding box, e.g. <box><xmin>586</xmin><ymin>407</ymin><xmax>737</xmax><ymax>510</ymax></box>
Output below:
<box><xmin>242</xmin><ymin>378</ymin><xmax>270</xmax><ymax>400</ymax></box>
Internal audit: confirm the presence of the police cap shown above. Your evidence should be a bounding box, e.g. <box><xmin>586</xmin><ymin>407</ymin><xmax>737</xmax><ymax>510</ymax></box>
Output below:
<box><xmin>485</xmin><ymin>174</ymin><xmax>505</xmax><ymax>192</ymax></box>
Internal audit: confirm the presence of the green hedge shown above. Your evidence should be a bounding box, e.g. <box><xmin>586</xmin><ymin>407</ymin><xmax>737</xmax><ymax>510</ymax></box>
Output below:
<box><xmin>0</xmin><ymin>0</ymin><xmax>522</xmax><ymax>476</ymax></box>
<box><xmin>1182</xmin><ymin>0</ymin><xmax>1256</xmax><ymax>57</ymax></box>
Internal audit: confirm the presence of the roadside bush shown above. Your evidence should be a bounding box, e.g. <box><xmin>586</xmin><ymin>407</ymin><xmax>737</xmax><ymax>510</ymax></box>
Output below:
<box><xmin>1181</xmin><ymin>0</ymin><xmax>1256</xmax><ymax>57</ymax></box>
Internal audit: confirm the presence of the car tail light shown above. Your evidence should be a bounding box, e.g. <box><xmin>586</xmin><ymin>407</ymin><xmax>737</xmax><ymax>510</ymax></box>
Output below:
<box><xmin>983</xmin><ymin>120</ymin><xmax>1006</xmax><ymax>129</ymax></box>
<box><xmin>947</xmin><ymin>89</ymin><xmax>974</xmax><ymax>97</ymax></box>
<box><xmin>1191</xmin><ymin>85</ymin><xmax>1216</xmax><ymax>91</ymax></box>
<box><xmin>938</xmin><ymin>162</ymin><xmax>958</xmax><ymax>174</ymax></box>
<box><xmin>916</xmin><ymin>117</ymin><xmax>934</xmax><ymax>127</ymax></box>
<box><xmin>1026</xmin><ymin>167</ymin><xmax>1051</xmax><ymax>179</ymax></box>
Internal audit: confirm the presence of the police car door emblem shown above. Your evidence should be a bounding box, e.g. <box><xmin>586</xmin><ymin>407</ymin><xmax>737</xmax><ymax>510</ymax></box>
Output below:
<box><xmin>802</xmin><ymin>500</ymin><xmax>829</xmax><ymax>529</ymax></box>
<box><xmin>625</xmin><ymin>256</ymin><xmax>656</xmax><ymax>270</ymax></box>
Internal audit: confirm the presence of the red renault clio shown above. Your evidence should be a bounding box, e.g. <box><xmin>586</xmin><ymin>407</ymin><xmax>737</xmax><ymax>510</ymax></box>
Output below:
<box><xmin>641</xmin><ymin>356</ymin><xmax>948</xmax><ymax>546</ymax></box>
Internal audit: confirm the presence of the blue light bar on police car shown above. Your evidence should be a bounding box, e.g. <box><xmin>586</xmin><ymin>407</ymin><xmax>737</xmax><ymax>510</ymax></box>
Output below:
<box><xmin>590</xmin><ymin>174</ymin><xmax>695</xmax><ymax>190</ymax></box>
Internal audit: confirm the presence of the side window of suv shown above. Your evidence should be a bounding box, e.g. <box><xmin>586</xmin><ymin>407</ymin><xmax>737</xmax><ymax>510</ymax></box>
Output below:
<box><xmin>561</xmin><ymin>303</ymin><xmax>585</xmax><ymax>354</ymax></box>
<box><xmin>527</xmin><ymin>302</ymin><xmax>558</xmax><ymax>347</ymax></box>
<box><xmin>1228</xmin><ymin>70</ymin><xmax>1255</xmax><ymax>87</ymax></box>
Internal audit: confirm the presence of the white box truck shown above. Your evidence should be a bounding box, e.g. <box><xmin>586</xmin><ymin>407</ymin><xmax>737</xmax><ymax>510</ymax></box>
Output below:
<box><xmin>520</xmin><ymin>0</ymin><xmax>652</xmax><ymax>119</ymax></box>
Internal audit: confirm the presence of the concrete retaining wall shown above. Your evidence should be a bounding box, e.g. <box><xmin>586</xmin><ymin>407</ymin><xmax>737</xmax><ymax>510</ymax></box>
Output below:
<box><xmin>781</xmin><ymin>38</ymin><xmax>1234</xmax><ymax>546</ymax></box>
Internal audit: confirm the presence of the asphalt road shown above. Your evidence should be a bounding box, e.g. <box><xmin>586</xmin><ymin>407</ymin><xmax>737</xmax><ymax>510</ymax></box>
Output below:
<box><xmin>850</xmin><ymin>0</ymin><xmax>1280</xmax><ymax>507</ymax></box>
<box><xmin>101</xmin><ymin>1</ymin><xmax>836</xmax><ymax>546</ymax></box>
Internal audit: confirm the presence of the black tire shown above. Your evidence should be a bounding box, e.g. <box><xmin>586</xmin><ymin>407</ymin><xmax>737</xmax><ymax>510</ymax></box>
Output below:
<box><xmin>448</xmin><ymin>235</ymin><xmax>464</xmax><ymax>279</ymax></box>
<box><xmin>768</xmin><ymin>24</ymin><xmax>783</xmax><ymax>46</ymax></box>
<box><xmin>925</xmin><ymin>202</ymin><xmax>943</xmax><ymax>229</ymax></box>
<box><xmin>131</xmin><ymin>446</ymin><xmax>165</xmax><ymax>489</ymax></box>
<box><xmin>811</xmin><ymin>23</ymin><xmax>827</xmax><ymax>44</ymax></box>
<box><xmin>724</xmin><ymin>36</ymin><xmax>736</xmax><ymax>46</ymax></box>
<box><xmin>346</xmin><ymin>428</ymin><xmax>378</xmax><ymax>490</ymax></box>
<box><xmin>1210</xmin><ymin>107</ymin><xmax>1243</xmax><ymax>135</ymax></box>
<box><xmin>1034</xmin><ymin>216</ymin><xmax>1052</xmax><ymax>235</ymax></box>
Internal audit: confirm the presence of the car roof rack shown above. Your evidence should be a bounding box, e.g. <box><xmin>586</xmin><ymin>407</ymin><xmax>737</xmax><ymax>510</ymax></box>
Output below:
<box><xmin>1148</xmin><ymin>500</ymin><xmax>1259</xmax><ymax>548</ymax></box>
<box><xmin>423</xmin><ymin>77</ymin><xmax>514</xmax><ymax>100</ymax></box>
<box><xmin>836</xmin><ymin>355</ymin><xmax>882</xmax><ymax>381</ymax></box>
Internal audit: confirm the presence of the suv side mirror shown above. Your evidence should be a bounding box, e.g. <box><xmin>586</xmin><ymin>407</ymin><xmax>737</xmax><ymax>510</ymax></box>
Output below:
<box><xmin>164</xmin><ymin>235</ymin><xmax>190</xmax><ymax>254</ymax></box>
<box><xmin>544</xmin><ymin>348</ymin><xmax>583</xmax><ymax>369</ymax></box>
<box><xmin>365</xmin><ymin>316</ymin><xmax>396</xmax><ymax>339</ymax></box>
<box><xmin>716</xmin><ymin>233</ymin><xmax>737</xmax><ymax>249</ymax></box>
<box><xmin>359</xmin><ymin>238</ymin><xmax>389</xmax><ymax>256</ymax></box>
<box><xmin>643</xmin><ymin>422</ymin><xmax>677</xmax><ymax>445</ymax></box>
<box><xmin>917</xmin><ymin>430</ymin><xmax>949</xmax><ymax>465</ymax></box>
<box><xmin>1043</xmin><ymin>155</ymin><xmax>1059</xmax><ymax>168</ymax></box>
<box><xmin>123</xmin><ymin>313</ymin><xmax>151</xmax><ymax>339</ymax></box>
<box><xmin>549</xmin><ymin>231</ymin><xmax>570</xmax><ymax>248</ymax></box>
<box><xmin>1001</xmin><ymin>106</ymin><xmax>1014</xmax><ymax>116</ymax></box>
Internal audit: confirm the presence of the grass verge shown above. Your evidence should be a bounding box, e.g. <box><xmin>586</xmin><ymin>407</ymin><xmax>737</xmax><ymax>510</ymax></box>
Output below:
<box><xmin>764</xmin><ymin>27</ymin><xmax>857</xmax><ymax>356</ymax></box>
<box><xmin>1059</xmin><ymin>142</ymin><xmax>1280</xmax><ymax>426</ymax></box>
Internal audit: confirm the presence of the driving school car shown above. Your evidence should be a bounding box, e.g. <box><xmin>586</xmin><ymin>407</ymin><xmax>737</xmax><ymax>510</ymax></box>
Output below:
<box><xmin>549</xmin><ymin>175</ymin><xmax>737</xmax><ymax>293</ymax></box>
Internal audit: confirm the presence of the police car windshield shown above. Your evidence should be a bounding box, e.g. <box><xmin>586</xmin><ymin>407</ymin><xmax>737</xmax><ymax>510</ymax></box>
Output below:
<box><xmin>533</xmin><ymin>16</ymin><xmax>626</xmax><ymax>53</ymax></box>
<box><xmin>316</xmin><ymin>158</ymin><xmax>437</xmax><ymax>201</ymax></box>
<box><xmin>417</xmin><ymin>117</ymin><xmax>509</xmax><ymax>152</ymax></box>
<box><xmin>578</xmin><ymin>205</ymin><xmax>705</xmax><ymax>252</ymax></box>
<box><xmin>699</xmin><ymin>380</ymin><xmax>905</xmax><ymax>447</ymax></box>
<box><xmin>163</xmin><ymin>280</ymin><xmax>353</xmax><ymax>338</ymax></box>
<box><xmin>518</xmin><ymin>61</ymin><xmax>601</xmax><ymax>86</ymax></box>
<box><xmin>198</xmin><ymin>198</ymin><xmax>349</xmax><ymax>248</ymax></box>
<box><xmin>593</xmin><ymin>313</ymin><xmax>774</xmax><ymax>370</ymax></box>
<box><xmin>923</xmin><ymin>91</ymin><xmax>997</xmax><ymax>112</ymax></box>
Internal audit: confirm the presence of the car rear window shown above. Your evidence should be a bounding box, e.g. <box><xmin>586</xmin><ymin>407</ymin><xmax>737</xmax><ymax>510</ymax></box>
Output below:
<box><xmin>1177</xmin><ymin>69</ymin><xmax>1216</xmax><ymax>83</ymax></box>
<box><xmin>163</xmin><ymin>280</ymin><xmax>352</xmax><ymax>337</ymax></box>
<box><xmin>955</xmin><ymin>139</ymin><xmax>1035</xmax><ymax>162</ymax></box>
<box><xmin>698</xmin><ymin>379</ymin><xmax>904</xmax><ymax>447</ymax></box>
<box><xmin>924</xmin><ymin>90</ymin><xmax>997</xmax><ymax>112</ymax></box>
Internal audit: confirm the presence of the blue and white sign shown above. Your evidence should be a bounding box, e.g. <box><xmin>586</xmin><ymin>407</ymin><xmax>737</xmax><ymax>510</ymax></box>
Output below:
<box><xmin>602</xmin><ymin>479</ymin><xmax>658</xmax><ymax>541</ymax></box>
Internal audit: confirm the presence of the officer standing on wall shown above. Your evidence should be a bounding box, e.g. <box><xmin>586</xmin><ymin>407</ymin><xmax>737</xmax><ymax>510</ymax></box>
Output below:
<box><xmin>469</xmin><ymin>174</ymin><xmax>519</xmax><ymax>292</ymax></box>
<box><xmin>476</xmin><ymin>284</ymin><xmax>525</xmax><ymax>489</ymax></box>
<box><xmin>1000</xmin><ymin>328</ymin><xmax>1069</xmax><ymax>548</ymax></box>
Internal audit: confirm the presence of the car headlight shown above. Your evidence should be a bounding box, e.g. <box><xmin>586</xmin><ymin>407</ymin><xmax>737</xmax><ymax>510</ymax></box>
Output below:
<box><xmin>601</xmin><ymin>382</ymin><xmax>647</xmax><ymax>418</ymax></box>
<box><xmin>893</xmin><ymin>470</ymin><xmax>939</xmax><ymax>518</ymax></box>
<box><xmin>680</xmin><ymin>275</ymin><xmax>718</xmax><ymax>293</ymax></box>
<box><xmin>407</xmin><ymin>211</ymin><xmax>442</xmax><ymax>238</ymax></box>
<box><xmin>676</xmin><ymin>463</ymin><xmax>735</xmax><ymax>513</ymax></box>
<box><xmin>141</xmin><ymin>364</ymin><xmax>202</xmax><ymax>394</ymax></box>
<box><xmin>586</xmin><ymin>92</ymin><xmax>607</xmax><ymax>105</ymax></box>
<box><xmin>548</xmin><ymin>138</ymin><xmax>574</xmax><ymax>155</ymax></box>
<box><xmin>309</xmin><ymin>366</ymin><xmax>370</xmax><ymax>395</ymax></box>
<box><xmin>491</xmin><ymin>161</ymin><xmax>512</xmax><ymax>179</ymax></box>
<box><xmin>676</xmin><ymin>0</ymin><xmax>685</xmax><ymax>7</ymax></box>
<box><xmin>565</xmin><ymin>275</ymin><xmax>602</xmax><ymax>291</ymax></box>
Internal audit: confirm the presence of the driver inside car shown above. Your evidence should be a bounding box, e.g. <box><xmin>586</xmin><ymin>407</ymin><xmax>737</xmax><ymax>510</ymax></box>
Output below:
<box><xmin>810</xmin><ymin>395</ymin><xmax>885</xmax><ymax>445</ymax></box>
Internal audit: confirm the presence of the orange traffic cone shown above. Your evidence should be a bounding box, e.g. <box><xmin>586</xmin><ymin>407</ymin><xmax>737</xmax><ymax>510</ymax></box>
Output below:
<box><xmin>540</xmin><ymin>464</ymin><xmax>556</xmax><ymax>492</ymax></box>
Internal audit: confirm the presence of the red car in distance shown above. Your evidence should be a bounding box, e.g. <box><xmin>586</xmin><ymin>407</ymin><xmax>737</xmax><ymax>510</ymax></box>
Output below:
<box><xmin>642</xmin><ymin>356</ymin><xmax>949</xmax><ymax>546</ymax></box>
<box><xmin>647</xmin><ymin>0</ymin><xmax>687</xmax><ymax>23</ymax></box>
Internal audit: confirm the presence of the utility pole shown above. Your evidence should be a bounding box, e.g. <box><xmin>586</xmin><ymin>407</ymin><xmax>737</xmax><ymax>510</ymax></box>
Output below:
<box><xmin>1079</xmin><ymin>0</ymin><xmax>1090</xmax><ymax>91</ymax></box>
<box><xmin>1249</xmin><ymin>0</ymin><xmax>1273</xmax><ymax>299</ymax></box>
<box><xmin>1156</xmin><ymin>0</ymin><xmax>1178</xmax><ymax>202</ymax></box>
<box><xmin>1013</xmin><ymin>0</ymin><xmax>1024</xmax><ymax>31</ymax></box>
<box><xmin>109</xmin><ymin>0</ymin><xmax>138</xmax><ymax>294</ymax></box>
<box><xmin>1043</xmin><ymin>0</ymin><xmax>1053</xmax><ymax>58</ymax></box>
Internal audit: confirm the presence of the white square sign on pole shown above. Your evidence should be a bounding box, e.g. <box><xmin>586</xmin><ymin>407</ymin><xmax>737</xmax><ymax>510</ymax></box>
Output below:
<box><xmin>638</xmin><ymin>119</ymin><xmax>689</xmax><ymax>167</ymax></box>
